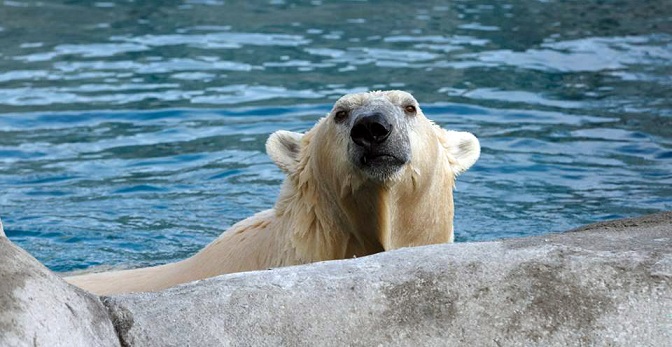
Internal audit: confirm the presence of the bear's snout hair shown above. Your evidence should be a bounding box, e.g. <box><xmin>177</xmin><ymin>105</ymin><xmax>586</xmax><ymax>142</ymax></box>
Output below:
<box><xmin>346</xmin><ymin>100</ymin><xmax>412</xmax><ymax>181</ymax></box>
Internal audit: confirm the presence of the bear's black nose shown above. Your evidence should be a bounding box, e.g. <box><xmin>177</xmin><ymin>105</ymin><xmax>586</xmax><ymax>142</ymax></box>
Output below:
<box><xmin>350</xmin><ymin>113</ymin><xmax>392</xmax><ymax>147</ymax></box>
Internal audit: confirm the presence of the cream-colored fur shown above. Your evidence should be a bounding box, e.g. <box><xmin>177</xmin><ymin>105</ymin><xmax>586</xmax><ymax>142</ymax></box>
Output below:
<box><xmin>65</xmin><ymin>90</ymin><xmax>480</xmax><ymax>295</ymax></box>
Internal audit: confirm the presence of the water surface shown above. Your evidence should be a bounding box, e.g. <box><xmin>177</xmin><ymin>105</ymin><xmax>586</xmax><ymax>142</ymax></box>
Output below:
<box><xmin>0</xmin><ymin>0</ymin><xmax>670</xmax><ymax>272</ymax></box>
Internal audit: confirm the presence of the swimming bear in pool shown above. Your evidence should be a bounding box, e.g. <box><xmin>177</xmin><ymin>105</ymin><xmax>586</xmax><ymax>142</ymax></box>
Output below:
<box><xmin>65</xmin><ymin>90</ymin><xmax>480</xmax><ymax>295</ymax></box>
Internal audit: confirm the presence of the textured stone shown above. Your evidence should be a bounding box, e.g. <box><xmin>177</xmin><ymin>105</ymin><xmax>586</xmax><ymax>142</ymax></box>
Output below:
<box><xmin>105</xmin><ymin>212</ymin><xmax>672</xmax><ymax>347</ymax></box>
<box><xmin>0</xmin><ymin>236</ymin><xmax>120</xmax><ymax>347</ymax></box>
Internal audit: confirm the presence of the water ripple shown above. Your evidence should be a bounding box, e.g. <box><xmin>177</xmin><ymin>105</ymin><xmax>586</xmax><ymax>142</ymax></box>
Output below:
<box><xmin>116</xmin><ymin>31</ymin><xmax>311</xmax><ymax>48</ymax></box>
<box><xmin>463</xmin><ymin>35</ymin><xmax>672</xmax><ymax>74</ymax></box>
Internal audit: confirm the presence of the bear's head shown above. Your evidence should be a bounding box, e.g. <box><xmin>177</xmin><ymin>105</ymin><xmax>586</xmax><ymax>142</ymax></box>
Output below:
<box><xmin>266</xmin><ymin>91</ymin><xmax>479</xmax><ymax>259</ymax></box>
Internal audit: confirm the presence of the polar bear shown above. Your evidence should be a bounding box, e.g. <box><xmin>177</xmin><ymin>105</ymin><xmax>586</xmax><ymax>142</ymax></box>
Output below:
<box><xmin>65</xmin><ymin>90</ymin><xmax>480</xmax><ymax>295</ymax></box>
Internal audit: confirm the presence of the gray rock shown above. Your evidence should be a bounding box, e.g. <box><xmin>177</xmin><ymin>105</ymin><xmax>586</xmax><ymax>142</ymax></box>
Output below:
<box><xmin>2</xmin><ymin>212</ymin><xmax>670</xmax><ymax>346</ymax></box>
<box><xmin>105</xmin><ymin>211</ymin><xmax>672</xmax><ymax>347</ymax></box>
<box><xmin>0</xmin><ymin>236</ymin><xmax>120</xmax><ymax>347</ymax></box>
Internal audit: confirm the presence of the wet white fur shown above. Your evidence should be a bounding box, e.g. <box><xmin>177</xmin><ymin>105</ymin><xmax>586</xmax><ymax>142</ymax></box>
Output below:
<box><xmin>65</xmin><ymin>90</ymin><xmax>480</xmax><ymax>295</ymax></box>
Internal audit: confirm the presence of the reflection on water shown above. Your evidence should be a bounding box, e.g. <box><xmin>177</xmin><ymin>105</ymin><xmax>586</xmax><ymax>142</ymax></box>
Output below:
<box><xmin>0</xmin><ymin>0</ymin><xmax>670</xmax><ymax>271</ymax></box>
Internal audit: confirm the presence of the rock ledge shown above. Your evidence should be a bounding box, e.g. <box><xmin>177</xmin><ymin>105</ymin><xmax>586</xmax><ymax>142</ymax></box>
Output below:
<box><xmin>1</xmin><ymin>212</ymin><xmax>671</xmax><ymax>347</ymax></box>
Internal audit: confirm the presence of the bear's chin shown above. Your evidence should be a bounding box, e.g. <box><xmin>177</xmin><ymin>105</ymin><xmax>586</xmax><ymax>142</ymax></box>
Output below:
<box><xmin>356</xmin><ymin>154</ymin><xmax>408</xmax><ymax>183</ymax></box>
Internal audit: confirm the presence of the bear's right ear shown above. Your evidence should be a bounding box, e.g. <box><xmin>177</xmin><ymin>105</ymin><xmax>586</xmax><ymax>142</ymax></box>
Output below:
<box><xmin>266</xmin><ymin>130</ymin><xmax>303</xmax><ymax>174</ymax></box>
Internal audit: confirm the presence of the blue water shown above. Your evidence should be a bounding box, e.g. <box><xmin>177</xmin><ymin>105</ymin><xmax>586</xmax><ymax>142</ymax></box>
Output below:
<box><xmin>0</xmin><ymin>1</ymin><xmax>670</xmax><ymax>272</ymax></box>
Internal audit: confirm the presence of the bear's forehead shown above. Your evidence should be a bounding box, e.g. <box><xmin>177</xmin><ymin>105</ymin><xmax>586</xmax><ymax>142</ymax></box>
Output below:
<box><xmin>335</xmin><ymin>90</ymin><xmax>417</xmax><ymax>109</ymax></box>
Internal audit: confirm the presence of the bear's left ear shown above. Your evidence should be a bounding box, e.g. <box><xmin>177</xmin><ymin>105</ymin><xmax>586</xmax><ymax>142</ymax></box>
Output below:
<box><xmin>266</xmin><ymin>130</ymin><xmax>303</xmax><ymax>174</ymax></box>
<box><xmin>437</xmin><ymin>129</ymin><xmax>481</xmax><ymax>175</ymax></box>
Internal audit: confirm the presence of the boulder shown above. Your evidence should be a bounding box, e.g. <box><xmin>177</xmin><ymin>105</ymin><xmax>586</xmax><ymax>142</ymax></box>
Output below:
<box><xmin>104</xmin><ymin>211</ymin><xmax>672</xmax><ymax>347</ymax></box>
<box><xmin>0</xmin><ymin>235</ymin><xmax>119</xmax><ymax>347</ymax></box>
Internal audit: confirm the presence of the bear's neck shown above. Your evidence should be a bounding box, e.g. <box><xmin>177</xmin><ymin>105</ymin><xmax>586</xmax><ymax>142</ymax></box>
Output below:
<box><xmin>338</xmin><ymin>182</ymin><xmax>390</xmax><ymax>255</ymax></box>
<box><xmin>337</xmin><ymin>168</ymin><xmax>455</xmax><ymax>251</ymax></box>
<box><xmin>275</xmin><ymin>169</ymin><xmax>454</xmax><ymax>263</ymax></box>
<box><xmin>274</xmin><ymin>174</ymin><xmax>390</xmax><ymax>262</ymax></box>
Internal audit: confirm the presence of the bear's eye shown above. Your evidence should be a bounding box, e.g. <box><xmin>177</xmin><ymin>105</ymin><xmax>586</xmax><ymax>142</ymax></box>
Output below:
<box><xmin>334</xmin><ymin>110</ymin><xmax>349</xmax><ymax>122</ymax></box>
<box><xmin>404</xmin><ymin>105</ymin><xmax>417</xmax><ymax>115</ymax></box>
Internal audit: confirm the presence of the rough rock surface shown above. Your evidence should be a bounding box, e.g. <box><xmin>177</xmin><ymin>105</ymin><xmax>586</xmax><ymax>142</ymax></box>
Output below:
<box><xmin>0</xmin><ymin>235</ymin><xmax>120</xmax><ymax>347</ymax></box>
<box><xmin>104</xmin><ymin>212</ymin><xmax>672</xmax><ymax>347</ymax></box>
